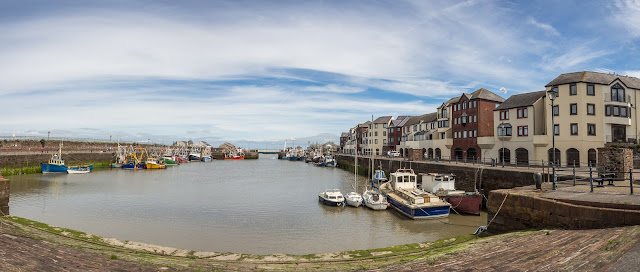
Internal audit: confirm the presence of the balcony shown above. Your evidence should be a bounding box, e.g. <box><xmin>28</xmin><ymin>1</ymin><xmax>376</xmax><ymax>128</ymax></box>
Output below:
<box><xmin>533</xmin><ymin>135</ymin><xmax>548</xmax><ymax>146</ymax></box>
<box><xmin>477</xmin><ymin>137</ymin><xmax>495</xmax><ymax>149</ymax></box>
<box><xmin>604</xmin><ymin>116</ymin><xmax>632</xmax><ymax>126</ymax></box>
<box><xmin>444</xmin><ymin>138</ymin><xmax>453</xmax><ymax>148</ymax></box>
<box><xmin>604</xmin><ymin>93</ymin><xmax>632</xmax><ymax>105</ymax></box>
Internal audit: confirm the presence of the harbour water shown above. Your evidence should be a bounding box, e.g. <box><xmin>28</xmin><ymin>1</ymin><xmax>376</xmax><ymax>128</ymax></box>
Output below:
<box><xmin>8</xmin><ymin>154</ymin><xmax>486</xmax><ymax>255</ymax></box>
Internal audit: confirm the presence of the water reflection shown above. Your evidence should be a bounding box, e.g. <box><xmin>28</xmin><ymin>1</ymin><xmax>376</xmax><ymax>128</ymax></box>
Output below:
<box><xmin>9</xmin><ymin>154</ymin><xmax>486</xmax><ymax>254</ymax></box>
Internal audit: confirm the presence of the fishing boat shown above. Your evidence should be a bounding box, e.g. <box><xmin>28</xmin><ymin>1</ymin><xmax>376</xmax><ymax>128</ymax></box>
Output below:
<box><xmin>318</xmin><ymin>189</ymin><xmax>344</xmax><ymax>206</ymax></box>
<box><xmin>145</xmin><ymin>158</ymin><xmax>166</xmax><ymax>169</ymax></box>
<box><xmin>224</xmin><ymin>148</ymin><xmax>245</xmax><ymax>160</ymax></box>
<box><xmin>324</xmin><ymin>156</ymin><xmax>337</xmax><ymax>167</ymax></box>
<box><xmin>67</xmin><ymin>167</ymin><xmax>90</xmax><ymax>174</ymax></box>
<box><xmin>380</xmin><ymin>168</ymin><xmax>450</xmax><ymax>219</ymax></box>
<box><xmin>420</xmin><ymin>173</ymin><xmax>482</xmax><ymax>215</ymax></box>
<box><xmin>161</xmin><ymin>156</ymin><xmax>178</xmax><ymax>166</ymax></box>
<box><xmin>188</xmin><ymin>153</ymin><xmax>202</xmax><ymax>161</ymax></box>
<box><xmin>41</xmin><ymin>143</ymin><xmax>68</xmax><ymax>173</ymax></box>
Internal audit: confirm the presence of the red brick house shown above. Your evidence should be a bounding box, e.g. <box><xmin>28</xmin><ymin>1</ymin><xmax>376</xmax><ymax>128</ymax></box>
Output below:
<box><xmin>450</xmin><ymin>88</ymin><xmax>505</xmax><ymax>161</ymax></box>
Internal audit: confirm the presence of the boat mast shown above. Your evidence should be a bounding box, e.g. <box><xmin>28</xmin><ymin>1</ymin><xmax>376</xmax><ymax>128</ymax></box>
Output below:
<box><xmin>371</xmin><ymin>114</ymin><xmax>374</xmax><ymax>185</ymax></box>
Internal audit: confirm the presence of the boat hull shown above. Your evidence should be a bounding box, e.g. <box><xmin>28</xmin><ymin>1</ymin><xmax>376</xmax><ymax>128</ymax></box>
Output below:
<box><xmin>201</xmin><ymin>157</ymin><xmax>212</xmax><ymax>162</ymax></box>
<box><xmin>223</xmin><ymin>155</ymin><xmax>245</xmax><ymax>160</ymax></box>
<box><xmin>318</xmin><ymin>196</ymin><xmax>343</xmax><ymax>206</ymax></box>
<box><xmin>442</xmin><ymin>193</ymin><xmax>482</xmax><ymax>215</ymax></box>
<box><xmin>385</xmin><ymin>193</ymin><xmax>450</xmax><ymax>219</ymax></box>
<box><xmin>188</xmin><ymin>155</ymin><xmax>201</xmax><ymax>161</ymax></box>
<box><xmin>67</xmin><ymin>169</ymin><xmax>90</xmax><ymax>174</ymax></box>
<box><xmin>40</xmin><ymin>163</ymin><xmax>67</xmax><ymax>173</ymax></box>
<box><xmin>345</xmin><ymin>199</ymin><xmax>362</xmax><ymax>207</ymax></box>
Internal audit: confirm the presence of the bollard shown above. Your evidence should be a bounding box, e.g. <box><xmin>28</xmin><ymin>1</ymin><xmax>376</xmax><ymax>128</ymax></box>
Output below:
<box><xmin>573</xmin><ymin>161</ymin><xmax>576</xmax><ymax>186</ymax></box>
<box><xmin>630</xmin><ymin>168</ymin><xmax>634</xmax><ymax>195</ymax></box>
<box><xmin>589</xmin><ymin>166</ymin><xmax>593</xmax><ymax>193</ymax></box>
<box><xmin>533</xmin><ymin>172</ymin><xmax>542</xmax><ymax>190</ymax></box>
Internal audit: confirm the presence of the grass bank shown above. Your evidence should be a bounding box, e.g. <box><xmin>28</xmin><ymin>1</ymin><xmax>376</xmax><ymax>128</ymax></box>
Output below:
<box><xmin>0</xmin><ymin>215</ymin><xmax>488</xmax><ymax>271</ymax></box>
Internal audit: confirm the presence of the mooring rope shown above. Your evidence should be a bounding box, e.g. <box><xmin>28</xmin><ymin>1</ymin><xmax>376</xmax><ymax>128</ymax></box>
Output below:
<box><xmin>487</xmin><ymin>192</ymin><xmax>509</xmax><ymax>228</ymax></box>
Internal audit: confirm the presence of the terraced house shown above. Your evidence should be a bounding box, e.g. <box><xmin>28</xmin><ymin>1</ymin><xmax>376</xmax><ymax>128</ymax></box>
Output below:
<box><xmin>340</xmin><ymin>71</ymin><xmax>640</xmax><ymax>167</ymax></box>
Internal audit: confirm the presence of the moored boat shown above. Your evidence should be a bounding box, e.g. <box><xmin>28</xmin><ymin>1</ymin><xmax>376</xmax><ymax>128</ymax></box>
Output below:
<box><xmin>67</xmin><ymin>167</ymin><xmax>90</xmax><ymax>174</ymax></box>
<box><xmin>345</xmin><ymin>192</ymin><xmax>363</xmax><ymax>207</ymax></box>
<box><xmin>145</xmin><ymin>158</ymin><xmax>166</xmax><ymax>169</ymax></box>
<box><xmin>420</xmin><ymin>173</ymin><xmax>482</xmax><ymax>215</ymax></box>
<box><xmin>41</xmin><ymin>143</ymin><xmax>67</xmax><ymax>173</ymax></box>
<box><xmin>363</xmin><ymin>187</ymin><xmax>388</xmax><ymax>210</ymax></box>
<box><xmin>324</xmin><ymin>156</ymin><xmax>337</xmax><ymax>167</ymax></box>
<box><xmin>188</xmin><ymin>153</ymin><xmax>201</xmax><ymax>161</ymax></box>
<box><xmin>162</xmin><ymin>156</ymin><xmax>178</xmax><ymax>166</ymax></box>
<box><xmin>380</xmin><ymin>168</ymin><xmax>450</xmax><ymax>219</ymax></box>
<box><xmin>318</xmin><ymin>189</ymin><xmax>344</xmax><ymax>206</ymax></box>
<box><xmin>201</xmin><ymin>156</ymin><xmax>212</xmax><ymax>162</ymax></box>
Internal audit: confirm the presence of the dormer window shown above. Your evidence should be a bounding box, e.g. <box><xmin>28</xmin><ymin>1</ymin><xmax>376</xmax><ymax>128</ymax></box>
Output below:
<box><xmin>612</xmin><ymin>83</ymin><xmax>625</xmax><ymax>102</ymax></box>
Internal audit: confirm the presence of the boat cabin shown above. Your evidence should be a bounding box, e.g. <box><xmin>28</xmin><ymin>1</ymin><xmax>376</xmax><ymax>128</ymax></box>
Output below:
<box><xmin>321</xmin><ymin>189</ymin><xmax>344</xmax><ymax>201</ymax></box>
<box><xmin>420</xmin><ymin>173</ymin><xmax>456</xmax><ymax>194</ymax></box>
<box><xmin>48</xmin><ymin>156</ymin><xmax>65</xmax><ymax>166</ymax></box>
<box><xmin>373</xmin><ymin>170</ymin><xmax>387</xmax><ymax>181</ymax></box>
<box><xmin>389</xmin><ymin>168</ymin><xmax>418</xmax><ymax>191</ymax></box>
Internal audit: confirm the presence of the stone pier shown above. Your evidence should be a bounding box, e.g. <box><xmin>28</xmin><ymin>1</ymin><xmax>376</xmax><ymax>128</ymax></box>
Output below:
<box><xmin>0</xmin><ymin>177</ymin><xmax>8</xmax><ymax>216</ymax></box>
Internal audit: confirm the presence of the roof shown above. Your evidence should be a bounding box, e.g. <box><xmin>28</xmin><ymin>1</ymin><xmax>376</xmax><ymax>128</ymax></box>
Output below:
<box><xmin>359</xmin><ymin>121</ymin><xmax>371</xmax><ymax>127</ymax></box>
<box><xmin>341</xmin><ymin>132</ymin><xmax>348</xmax><ymax>137</ymax></box>
<box><xmin>423</xmin><ymin>112</ymin><xmax>437</xmax><ymax>123</ymax></box>
<box><xmin>467</xmin><ymin>88</ymin><xmax>506</xmax><ymax>102</ymax></box>
<box><xmin>494</xmin><ymin>91</ymin><xmax>546</xmax><ymax>111</ymax></box>
<box><xmin>545</xmin><ymin>71</ymin><xmax>640</xmax><ymax>89</ymax></box>
<box><xmin>390</xmin><ymin>116</ymin><xmax>412</xmax><ymax>127</ymax></box>
<box><xmin>373</xmin><ymin>116</ymin><xmax>393</xmax><ymax>124</ymax></box>
<box><xmin>441</xmin><ymin>96</ymin><xmax>460</xmax><ymax>106</ymax></box>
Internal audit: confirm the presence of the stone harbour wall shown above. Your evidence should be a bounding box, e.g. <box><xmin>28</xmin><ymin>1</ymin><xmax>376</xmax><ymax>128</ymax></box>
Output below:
<box><xmin>486</xmin><ymin>189</ymin><xmax>640</xmax><ymax>233</ymax></box>
<box><xmin>0</xmin><ymin>179</ymin><xmax>8</xmax><ymax>216</ymax></box>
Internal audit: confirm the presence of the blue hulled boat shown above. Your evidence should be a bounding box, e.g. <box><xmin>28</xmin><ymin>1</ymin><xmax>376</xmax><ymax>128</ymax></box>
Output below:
<box><xmin>41</xmin><ymin>143</ymin><xmax>67</xmax><ymax>173</ymax></box>
<box><xmin>380</xmin><ymin>168</ymin><xmax>450</xmax><ymax>220</ymax></box>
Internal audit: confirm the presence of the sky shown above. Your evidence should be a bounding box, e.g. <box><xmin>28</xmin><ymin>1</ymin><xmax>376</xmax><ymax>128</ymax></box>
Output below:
<box><xmin>1</xmin><ymin>0</ymin><xmax>640</xmax><ymax>146</ymax></box>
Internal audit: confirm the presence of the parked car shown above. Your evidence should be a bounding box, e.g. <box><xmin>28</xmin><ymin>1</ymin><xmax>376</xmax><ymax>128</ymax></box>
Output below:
<box><xmin>389</xmin><ymin>151</ymin><xmax>400</xmax><ymax>157</ymax></box>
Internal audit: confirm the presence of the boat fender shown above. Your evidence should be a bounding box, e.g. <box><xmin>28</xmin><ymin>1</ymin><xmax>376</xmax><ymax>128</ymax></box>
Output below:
<box><xmin>387</xmin><ymin>203</ymin><xmax>391</xmax><ymax>207</ymax></box>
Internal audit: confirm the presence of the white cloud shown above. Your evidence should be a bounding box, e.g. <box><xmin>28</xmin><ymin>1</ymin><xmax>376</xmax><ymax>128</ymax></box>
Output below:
<box><xmin>611</xmin><ymin>0</ymin><xmax>640</xmax><ymax>38</ymax></box>
<box><xmin>528</xmin><ymin>17</ymin><xmax>560</xmax><ymax>36</ymax></box>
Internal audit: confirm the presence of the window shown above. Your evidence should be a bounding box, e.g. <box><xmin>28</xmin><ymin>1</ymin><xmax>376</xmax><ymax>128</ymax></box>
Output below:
<box><xmin>375</xmin><ymin>124</ymin><xmax>378</xmax><ymax>129</ymax></box>
<box><xmin>383</xmin><ymin>139</ymin><xmax>387</xmax><ymax>144</ymax></box>
<box><xmin>621</xmin><ymin>107</ymin><xmax>628</xmax><ymax>117</ymax></box>
<box><xmin>463</xmin><ymin>102</ymin><xmax>467</xmax><ymax>109</ymax></box>
<box><xmin>517</xmin><ymin>108</ymin><xmax>528</xmax><ymax>118</ymax></box>
<box><xmin>613</xmin><ymin>106</ymin><xmax>620</xmax><ymax>116</ymax></box>
<box><xmin>587</xmin><ymin>104</ymin><xmax>595</xmax><ymax>115</ymax></box>
<box><xmin>570</xmin><ymin>84</ymin><xmax>577</xmax><ymax>95</ymax></box>
<box><xmin>375</xmin><ymin>139</ymin><xmax>378</xmax><ymax>144</ymax></box>
<box><xmin>587</xmin><ymin>124</ymin><xmax>596</xmax><ymax>136</ymax></box>
<box><xmin>587</xmin><ymin>84</ymin><xmax>595</xmax><ymax>96</ymax></box>
<box><xmin>383</xmin><ymin>124</ymin><xmax>387</xmax><ymax>128</ymax></box>
<box><xmin>474</xmin><ymin>130</ymin><xmax>477</xmax><ymax>137</ymax></box>
<box><xmin>375</xmin><ymin>131</ymin><xmax>378</xmax><ymax>136</ymax></box>
<box><xmin>606</xmin><ymin>105</ymin><xmax>611</xmax><ymax>116</ymax></box>
<box><xmin>498</xmin><ymin>124</ymin><xmax>512</xmax><ymax>136</ymax></box>
<box><xmin>500</xmin><ymin>110</ymin><xmax>509</xmax><ymax>120</ymax></box>
<box><xmin>612</xmin><ymin>83</ymin><xmax>625</xmax><ymax>102</ymax></box>
<box><xmin>554</xmin><ymin>124</ymin><xmax>559</xmax><ymax>135</ymax></box>
<box><xmin>553</xmin><ymin>105</ymin><xmax>559</xmax><ymax>116</ymax></box>
<box><xmin>441</xmin><ymin>108</ymin><xmax>447</xmax><ymax>118</ymax></box>
<box><xmin>383</xmin><ymin>131</ymin><xmax>386</xmax><ymax>136</ymax></box>
<box><xmin>518</xmin><ymin>126</ymin><xmax>529</xmax><ymax>136</ymax></box>
<box><xmin>463</xmin><ymin>131</ymin><xmax>467</xmax><ymax>138</ymax></box>
<box><xmin>474</xmin><ymin>115</ymin><xmax>477</xmax><ymax>123</ymax></box>
<box><xmin>441</xmin><ymin>133</ymin><xmax>445</xmax><ymax>139</ymax></box>
<box><xmin>473</xmin><ymin>101</ymin><xmax>477</xmax><ymax>108</ymax></box>
<box><xmin>570</xmin><ymin>103</ymin><xmax>577</xmax><ymax>115</ymax></box>
<box><xmin>397</xmin><ymin>127</ymin><xmax>400</xmax><ymax>132</ymax></box>
<box><xmin>413</xmin><ymin>125</ymin><xmax>417</xmax><ymax>131</ymax></box>
<box><xmin>570</xmin><ymin>123</ymin><xmax>578</xmax><ymax>135</ymax></box>
<box><xmin>462</xmin><ymin>115</ymin><xmax>467</xmax><ymax>124</ymax></box>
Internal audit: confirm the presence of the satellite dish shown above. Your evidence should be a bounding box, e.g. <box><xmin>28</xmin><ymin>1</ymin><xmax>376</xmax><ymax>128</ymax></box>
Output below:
<box><xmin>500</xmin><ymin>87</ymin><xmax>507</xmax><ymax>94</ymax></box>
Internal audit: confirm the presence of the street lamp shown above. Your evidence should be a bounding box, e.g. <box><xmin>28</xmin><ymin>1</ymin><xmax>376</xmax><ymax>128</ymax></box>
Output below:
<box><xmin>548</xmin><ymin>87</ymin><xmax>558</xmax><ymax>190</ymax></box>
<box><xmin>501</xmin><ymin>121</ymin><xmax>505</xmax><ymax>168</ymax></box>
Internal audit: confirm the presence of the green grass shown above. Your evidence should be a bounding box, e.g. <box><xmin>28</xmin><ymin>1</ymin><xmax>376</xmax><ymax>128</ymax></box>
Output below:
<box><xmin>110</xmin><ymin>254</ymin><xmax>119</xmax><ymax>260</ymax></box>
<box><xmin>1</xmin><ymin>161</ymin><xmax>111</xmax><ymax>176</ymax></box>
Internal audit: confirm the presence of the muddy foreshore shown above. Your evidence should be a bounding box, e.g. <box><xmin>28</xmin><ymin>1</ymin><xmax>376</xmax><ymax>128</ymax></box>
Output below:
<box><xmin>0</xmin><ymin>216</ymin><xmax>638</xmax><ymax>271</ymax></box>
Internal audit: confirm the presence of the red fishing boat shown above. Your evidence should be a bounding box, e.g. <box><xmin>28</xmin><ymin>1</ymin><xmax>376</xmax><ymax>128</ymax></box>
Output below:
<box><xmin>419</xmin><ymin>173</ymin><xmax>482</xmax><ymax>215</ymax></box>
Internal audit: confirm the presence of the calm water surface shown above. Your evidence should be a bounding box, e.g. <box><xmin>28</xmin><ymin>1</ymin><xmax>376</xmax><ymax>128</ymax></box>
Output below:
<box><xmin>9</xmin><ymin>154</ymin><xmax>486</xmax><ymax>254</ymax></box>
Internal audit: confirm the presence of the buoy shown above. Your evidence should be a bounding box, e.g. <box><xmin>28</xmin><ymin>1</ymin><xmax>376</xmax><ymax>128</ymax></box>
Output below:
<box><xmin>387</xmin><ymin>203</ymin><xmax>391</xmax><ymax>207</ymax></box>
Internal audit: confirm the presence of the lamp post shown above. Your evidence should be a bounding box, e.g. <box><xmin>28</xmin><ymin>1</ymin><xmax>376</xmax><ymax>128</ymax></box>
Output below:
<box><xmin>501</xmin><ymin>121</ymin><xmax>505</xmax><ymax>168</ymax></box>
<box><xmin>548</xmin><ymin>87</ymin><xmax>558</xmax><ymax>190</ymax></box>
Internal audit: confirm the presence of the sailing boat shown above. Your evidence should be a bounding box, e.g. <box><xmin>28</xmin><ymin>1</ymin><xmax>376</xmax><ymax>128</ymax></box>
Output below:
<box><xmin>345</xmin><ymin>154</ymin><xmax>363</xmax><ymax>207</ymax></box>
<box><xmin>363</xmin><ymin>115</ymin><xmax>388</xmax><ymax>210</ymax></box>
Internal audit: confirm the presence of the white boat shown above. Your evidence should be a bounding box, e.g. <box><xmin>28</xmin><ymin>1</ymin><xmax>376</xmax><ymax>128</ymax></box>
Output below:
<box><xmin>345</xmin><ymin>191</ymin><xmax>363</xmax><ymax>207</ymax></box>
<box><xmin>363</xmin><ymin>187</ymin><xmax>388</xmax><ymax>210</ymax></box>
<box><xmin>345</xmin><ymin>154</ymin><xmax>362</xmax><ymax>207</ymax></box>
<box><xmin>67</xmin><ymin>167</ymin><xmax>90</xmax><ymax>174</ymax></box>
<box><xmin>318</xmin><ymin>189</ymin><xmax>344</xmax><ymax>206</ymax></box>
<box><xmin>381</xmin><ymin>168</ymin><xmax>451</xmax><ymax>220</ymax></box>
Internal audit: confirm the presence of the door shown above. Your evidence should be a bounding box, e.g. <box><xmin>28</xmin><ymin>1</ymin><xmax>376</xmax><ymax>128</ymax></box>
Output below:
<box><xmin>612</xmin><ymin>125</ymin><xmax>626</xmax><ymax>143</ymax></box>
